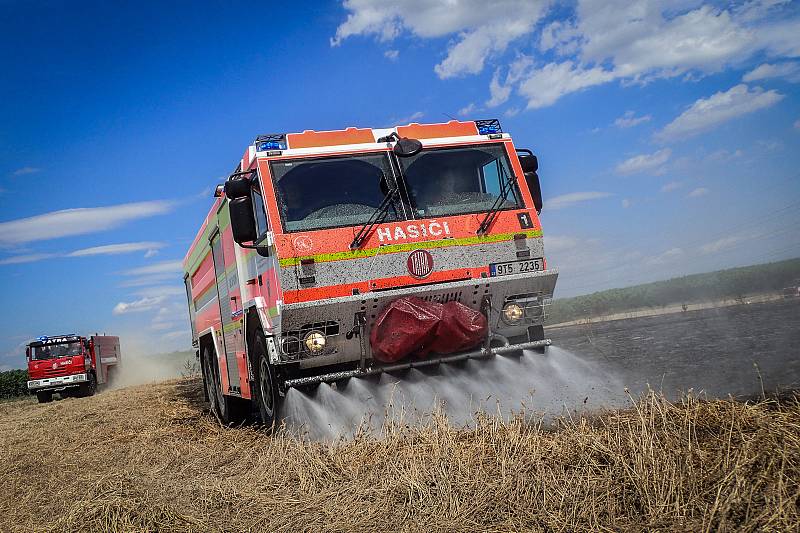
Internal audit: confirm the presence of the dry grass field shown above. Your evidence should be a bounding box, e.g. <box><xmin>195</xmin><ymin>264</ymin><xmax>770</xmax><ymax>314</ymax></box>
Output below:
<box><xmin>0</xmin><ymin>379</ymin><xmax>798</xmax><ymax>532</ymax></box>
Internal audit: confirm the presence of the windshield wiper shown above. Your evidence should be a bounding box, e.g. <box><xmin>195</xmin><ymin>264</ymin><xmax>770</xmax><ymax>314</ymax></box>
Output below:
<box><xmin>350</xmin><ymin>182</ymin><xmax>398</xmax><ymax>250</ymax></box>
<box><xmin>477</xmin><ymin>160</ymin><xmax>517</xmax><ymax>235</ymax></box>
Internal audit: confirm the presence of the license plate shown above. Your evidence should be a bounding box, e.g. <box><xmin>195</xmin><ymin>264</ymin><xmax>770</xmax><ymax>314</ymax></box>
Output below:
<box><xmin>489</xmin><ymin>258</ymin><xmax>544</xmax><ymax>277</ymax></box>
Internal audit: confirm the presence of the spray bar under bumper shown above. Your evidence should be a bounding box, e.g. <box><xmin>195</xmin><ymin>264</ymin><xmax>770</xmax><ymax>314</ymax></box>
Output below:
<box><xmin>282</xmin><ymin>339</ymin><xmax>551</xmax><ymax>389</ymax></box>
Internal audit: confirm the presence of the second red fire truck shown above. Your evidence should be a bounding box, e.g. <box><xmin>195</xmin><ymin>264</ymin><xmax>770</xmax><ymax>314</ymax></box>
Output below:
<box><xmin>26</xmin><ymin>334</ymin><xmax>121</xmax><ymax>403</ymax></box>
<box><xmin>183</xmin><ymin>119</ymin><xmax>558</xmax><ymax>425</ymax></box>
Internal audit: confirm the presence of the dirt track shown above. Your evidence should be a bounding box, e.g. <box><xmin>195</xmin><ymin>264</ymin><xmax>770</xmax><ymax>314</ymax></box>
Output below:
<box><xmin>1</xmin><ymin>379</ymin><xmax>799</xmax><ymax>532</ymax></box>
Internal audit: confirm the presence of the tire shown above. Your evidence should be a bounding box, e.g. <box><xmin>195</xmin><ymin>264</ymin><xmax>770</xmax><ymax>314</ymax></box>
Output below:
<box><xmin>36</xmin><ymin>392</ymin><xmax>53</xmax><ymax>404</ymax></box>
<box><xmin>251</xmin><ymin>331</ymin><xmax>278</xmax><ymax>428</ymax></box>
<box><xmin>78</xmin><ymin>373</ymin><xmax>97</xmax><ymax>397</ymax></box>
<box><xmin>202</xmin><ymin>344</ymin><xmax>248</xmax><ymax>426</ymax></box>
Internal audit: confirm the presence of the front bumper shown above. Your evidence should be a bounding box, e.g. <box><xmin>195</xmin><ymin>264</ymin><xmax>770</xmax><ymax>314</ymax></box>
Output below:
<box><xmin>27</xmin><ymin>373</ymin><xmax>87</xmax><ymax>391</ymax></box>
<box><xmin>278</xmin><ymin>268</ymin><xmax>558</xmax><ymax>368</ymax></box>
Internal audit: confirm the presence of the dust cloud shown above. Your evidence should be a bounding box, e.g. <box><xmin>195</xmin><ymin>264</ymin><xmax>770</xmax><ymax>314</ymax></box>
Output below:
<box><xmin>106</xmin><ymin>336</ymin><xmax>196</xmax><ymax>390</ymax></box>
<box><xmin>279</xmin><ymin>347</ymin><xmax>627</xmax><ymax>441</ymax></box>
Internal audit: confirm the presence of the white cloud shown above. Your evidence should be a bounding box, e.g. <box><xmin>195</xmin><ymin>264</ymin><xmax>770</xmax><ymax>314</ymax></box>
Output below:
<box><xmin>458</xmin><ymin>103</ymin><xmax>477</xmax><ymax>116</ymax></box>
<box><xmin>135</xmin><ymin>286</ymin><xmax>185</xmax><ymax>298</ymax></box>
<box><xmin>660</xmin><ymin>181</ymin><xmax>683</xmax><ymax>193</ymax></box>
<box><xmin>144</xmin><ymin>249</ymin><xmax>159</xmax><ymax>258</ymax></box>
<box><xmin>394</xmin><ymin>111</ymin><xmax>424</xmax><ymax>124</ymax></box>
<box><xmin>112</xmin><ymin>296</ymin><xmax>167</xmax><ymax>315</ymax></box>
<box><xmin>795</xmin><ymin>119</ymin><xmax>800</xmax><ymax>130</ymax></box>
<box><xmin>0</xmin><ymin>200</ymin><xmax>173</xmax><ymax>245</ymax></box>
<box><xmin>519</xmin><ymin>61</ymin><xmax>615</xmax><ymax>109</ymax></box>
<box><xmin>542</xmin><ymin>235</ymin><xmax>580</xmax><ymax>253</ymax></box>
<box><xmin>504</xmin><ymin>107</ymin><xmax>521</xmax><ymax>118</ymax></box>
<box><xmin>0</xmin><ymin>253</ymin><xmax>57</xmax><ymax>265</ymax></box>
<box><xmin>688</xmin><ymin>187</ymin><xmax>710</xmax><ymax>198</ymax></box>
<box><xmin>123</xmin><ymin>260</ymin><xmax>183</xmax><ymax>276</ymax></box>
<box><xmin>546</xmin><ymin>191</ymin><xmax>613</xmax><ymax>210</ymax></box>
<box><xmin>331</xmin><ymin>0</ymin><xmax>550</xmax><ymax>78</ymax></box>
<box><xmin>485</xmin><ymin>69</ymin><xmax>511</xmax><ymax>108</ymax></box>
<box><xmin>646</xmin><ymin>247</ymin><xmax>684</xmax><ymax>266</ymax></box>
<box><xmin>705</xmin><ymin>148</ymin><xmax>743</xmax><ymax>162</ymax></box>
<box><xmin>12</xmin><ymin>167</ymin><xmax>41</xmax><ymax>176</ymax></box>
<box><xmin>613</xmin><ymin>110</ymin><xmax>652</xmax><ymax>128</ymax></box>
<box><xmin>332</xmin><ymin>1</ymin><xmax>800</xmax><ymax>110</ymax></box>
<box><xmin>384</xmin><ymin>49</ymin><xmax>399</xmax><ymax>60</ymax></box>
<box><xmin>656</xmin><ymin>84</ymin><xmax>784</xmax><ymax>142</ymax></box>
<box><xmin>615</xmin><ymin>148</ymin><xmax>671</xmax><ymax>176</ymax></box>
<box><xmin>68</xmin><ymin>241</ymin><xmax>166</xmax><ymax>257</ymax></box>
<box><xmin>700</xmin><ymin>234</ymin><xmax>747</xmax><ymax>254</ymax></box>
<box><xmin>621</xmin><ymin>198</ymin><xmax>632</xmax><ymax>208</ymax></box>
<box><xmin>743</xmin><ymin>61</ymin><xmax>800</xmax><ymax>82</ymax></box>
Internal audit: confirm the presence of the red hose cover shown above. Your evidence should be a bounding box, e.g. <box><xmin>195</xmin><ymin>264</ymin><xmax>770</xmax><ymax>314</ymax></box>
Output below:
<box><xmin>369</xmin><ymin>296</ymin><xmax>487</xmax><ymax>363</ymax></box>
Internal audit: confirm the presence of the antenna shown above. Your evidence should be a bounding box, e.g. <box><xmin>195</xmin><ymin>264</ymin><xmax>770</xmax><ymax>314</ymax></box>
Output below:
<box><xmin>442</xmin><ymin>112</ymin><xmax>458</xmax><ymax>121</ymax></box>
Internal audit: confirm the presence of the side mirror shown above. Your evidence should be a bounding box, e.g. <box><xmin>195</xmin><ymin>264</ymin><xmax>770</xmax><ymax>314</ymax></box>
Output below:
<box><xmin>224</xmin><ymin>176</ymin><xmax>251</xmax><ymax>199</ymax></box>
<box><xmin>25</xmin><ymin>347</ymin><xmax>30</xmax><ymax>360</ymax></box>
<box><xmin>517</xmin><ymin>151</ymin><xmax>538</xmax><ymax>174</ymax></box>
<box><xmin>229</xmin><ymin>197</ymin><xmax>258</xmax><ymax>245</ymax></box>
<box><xmin>517</xmin><ymin>149</ymin><xmax>542</xmax><ymax>214</ymax></box>
<box><xmin>525</xmin><ymin>172</ymin><xmax>543</xmax><ymax>214</ymax></box>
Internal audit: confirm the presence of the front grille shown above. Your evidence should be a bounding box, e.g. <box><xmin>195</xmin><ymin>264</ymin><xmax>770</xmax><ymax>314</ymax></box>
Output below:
<box><xmin>37</xmin><ymin>367</ymin><xmax>69</xmax><ymax>378</ymax></box>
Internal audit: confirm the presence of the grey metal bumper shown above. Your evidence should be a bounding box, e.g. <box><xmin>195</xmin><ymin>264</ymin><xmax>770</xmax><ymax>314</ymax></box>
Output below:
<box><xmin>279</xmin><ymin>268</ymin><xmax>558</xmax><ymax>368</ymax></box>
<box><xmin>27</xmin><ymin>373</ymin><xmax>88</xmax><ymax>391</ymax></box>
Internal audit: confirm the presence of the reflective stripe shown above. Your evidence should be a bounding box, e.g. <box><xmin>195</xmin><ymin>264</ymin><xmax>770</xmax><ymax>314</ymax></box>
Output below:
<box><xmin>278</xmin><ymin>229</ymin><xmax>543</xmax><ymax>267</ymax></box>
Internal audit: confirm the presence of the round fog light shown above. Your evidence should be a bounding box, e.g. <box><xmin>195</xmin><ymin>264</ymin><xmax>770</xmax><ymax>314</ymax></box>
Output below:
<box><xmin>304</xmin><ymin>331</ymin><xmax>327</xmax><ymax>354</ymax></box>
<box><xmin>502</xmin><ymin>302</ymin><xmax>524</xmax><ymax>324</ymax></box>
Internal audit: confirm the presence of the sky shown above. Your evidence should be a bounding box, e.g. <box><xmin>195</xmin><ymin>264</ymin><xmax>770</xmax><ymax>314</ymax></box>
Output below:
<box><xmin>1</xmin><ymin>0</ymin><xmax>799</xmax><ymax>369</ymax></box>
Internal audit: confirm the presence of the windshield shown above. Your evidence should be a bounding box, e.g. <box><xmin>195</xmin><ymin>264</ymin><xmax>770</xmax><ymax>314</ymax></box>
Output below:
<box><xmin>30</xmin><ymin>341</ymin><xmax>83</xmax><ymax>360</ymax></box>
<box><xmin>398</xmin><ymin>144</ymin><xmax>521</xmax><ymax>218</ymax></box>
<box><xmin>271</xmin><ymin>153</ymin><xmax>399</xmax><ymax>232</ymax></box>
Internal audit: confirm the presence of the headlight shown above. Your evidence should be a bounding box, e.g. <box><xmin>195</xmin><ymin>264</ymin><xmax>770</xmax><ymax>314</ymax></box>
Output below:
<box><xmin>502</xmin><ymin>302</ymin><xmax>524</xmax><ymax>325</ymax></box>
<box><xmin>304</xmin><ymin>331</ymin><xmax>326</xmax><ymax>354</ymax></box>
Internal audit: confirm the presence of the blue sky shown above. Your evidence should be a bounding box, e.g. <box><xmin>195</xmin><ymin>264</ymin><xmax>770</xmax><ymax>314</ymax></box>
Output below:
<box><xmin>1</xmin><ymin>0</ymin><xmax>799</xmax><ymax>368</ymax></box>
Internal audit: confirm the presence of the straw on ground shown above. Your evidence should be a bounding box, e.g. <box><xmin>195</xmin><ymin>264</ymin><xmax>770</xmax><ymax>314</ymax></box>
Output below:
<box><xmin>0</xmin><ymin>379</ymin><xmax>797</xmax><ymax>532</ymax></box>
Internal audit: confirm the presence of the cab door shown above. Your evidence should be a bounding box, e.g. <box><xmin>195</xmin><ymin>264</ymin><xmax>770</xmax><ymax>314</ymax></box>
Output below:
<box><xmin>210</xmin><ymin>228</ymin><xmax>240</xmax><ymax>392</ymax></box>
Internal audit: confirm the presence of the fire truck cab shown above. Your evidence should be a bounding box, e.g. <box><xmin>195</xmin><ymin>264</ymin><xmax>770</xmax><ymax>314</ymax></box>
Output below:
<box><xmin>183</xmin><ymin>119</ymin><xmax>558</xmax><ymax>425</ymax></box>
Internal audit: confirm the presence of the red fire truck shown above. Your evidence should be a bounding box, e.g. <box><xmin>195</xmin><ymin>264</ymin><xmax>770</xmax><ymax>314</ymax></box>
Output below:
<box><xmin>183</xmin><ymin>119</ymin><xmax>558</xmax><ymax>426</ymax></box>
<box><xmin>26</xmin><ymin>334</ymin><xmax>121</xmax><ymax>403</ymax></box>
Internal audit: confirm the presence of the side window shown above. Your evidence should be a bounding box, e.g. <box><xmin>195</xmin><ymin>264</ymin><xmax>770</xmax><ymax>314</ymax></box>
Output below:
<box><xmin>252</xmin><ymin>187</ymin><xmax>269</xmax><ymax>236</ymax></box>
<box><xmin>481</xmin><ymin>159</ymin><xmax>502</xmax><ymax>197</ymax></box>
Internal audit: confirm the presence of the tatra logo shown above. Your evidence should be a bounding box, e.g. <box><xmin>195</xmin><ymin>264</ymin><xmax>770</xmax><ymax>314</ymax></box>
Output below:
<box><xmin>407</xmin><ymin>249</ymin><xmax>434</xmax><ymax>279</ymax></box>
<box><xmin>52</xmin><ymin>362</ymin><xmax>58</xmax><ymax>370</ymax></box>
<box><xmin>377</xmin><ymin>221</ymin><xmax>451</xmax><ymax>243</ymax></box>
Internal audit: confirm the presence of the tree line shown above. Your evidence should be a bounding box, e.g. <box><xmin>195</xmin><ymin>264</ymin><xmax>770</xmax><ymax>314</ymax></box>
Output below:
<box><xmin>0</xmin><ymin>370</ymin><xmax>30</xmax><ymax>400</ymax></box>
<box><xmin>546</xmin><ymin>258</ymin><xmax>800</xmax><ymax>324</ymax></box>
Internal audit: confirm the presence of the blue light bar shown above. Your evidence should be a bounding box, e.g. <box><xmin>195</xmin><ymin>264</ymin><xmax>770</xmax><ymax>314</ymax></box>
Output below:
<box><xmin>475</xmin><ymin>118</ymin><xmax>503</xmax><ymax>136</ymax></box>
<box><xmin>37</xmin><ymin>336</ymin><xmax>48</xmax><ymax>341</ymax></box>
<box><xmin>257</xmin><ymin>140</ymin><xmax>286</xmax><ymax>151</ymax></box>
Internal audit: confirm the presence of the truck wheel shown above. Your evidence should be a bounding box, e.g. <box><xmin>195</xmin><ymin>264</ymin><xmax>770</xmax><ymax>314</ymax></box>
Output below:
<box><xmin>36</xmin><ymin>392</ymin><xmax>53</xmax><ymax>403</ymax></box>
<box><xmin>202</xmin><ymin>344</ymin><xmax>247</xmax><ymax>426</ymax></box>
<box><xmin>78</xmin><ymin>373</ymin><xmax>97</xmax><ymax>397</ymax></box>
<box><xmin>251</xmin><ymin>331</ymin><xmax>277</xmax><ymax>428</ymax></box>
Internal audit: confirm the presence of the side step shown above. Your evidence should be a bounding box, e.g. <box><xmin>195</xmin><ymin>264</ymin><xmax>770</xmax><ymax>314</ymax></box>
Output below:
<box><xmin>282</xmin><ymin>339</ymin><xmax>551</xmax><ymax>389</ymax></box>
